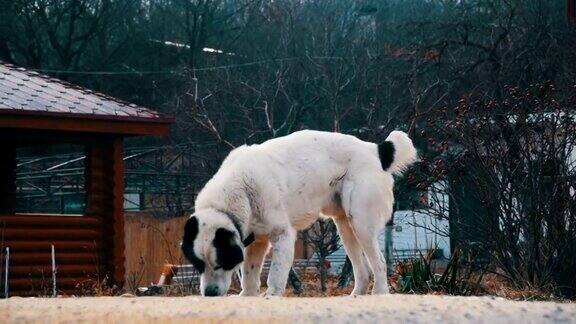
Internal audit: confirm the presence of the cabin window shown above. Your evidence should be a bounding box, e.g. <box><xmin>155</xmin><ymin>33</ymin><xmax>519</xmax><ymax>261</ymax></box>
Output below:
<box><xmin>15</xmin><ymin>144</ymin><xmax>86</xmax><ymax>215</ymax></box>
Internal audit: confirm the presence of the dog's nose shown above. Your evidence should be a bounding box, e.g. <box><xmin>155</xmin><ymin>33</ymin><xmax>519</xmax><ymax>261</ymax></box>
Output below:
<box><xmin>204</xmin><ymin>286</ymin><xmax>219</xmax><ymax>297</ymax></box>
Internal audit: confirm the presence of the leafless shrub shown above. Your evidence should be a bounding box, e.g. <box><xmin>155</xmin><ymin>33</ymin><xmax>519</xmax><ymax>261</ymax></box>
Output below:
<box><xmin>418</xmin><ymin>83</ymin><xmax>576</xmax><ymax>298</ymax></box>
<box><xmin>299</xmin><ymin>219</ymin><xmax>341</xmax><ymax>292</ymax></box>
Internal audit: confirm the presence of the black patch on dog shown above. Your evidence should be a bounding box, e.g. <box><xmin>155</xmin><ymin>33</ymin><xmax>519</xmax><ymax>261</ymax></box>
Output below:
<box><xmin>378</xmin><ymin>140</ymin><xmax>395</xmax><ymax>171</ymax></box>
<box><xmin>213</xmin><ymin>228</ymin><xmax>244</xmax><ymax>271</ymax></box>
<box><xmin>225</xmin><ymin>211</ymin><xmax>255</xmax><ymax>247</ymax></box>
<box><xmin>181</xmin><ymin>216</ymin><xmax>206</xmax><ymax>273</ymax></box>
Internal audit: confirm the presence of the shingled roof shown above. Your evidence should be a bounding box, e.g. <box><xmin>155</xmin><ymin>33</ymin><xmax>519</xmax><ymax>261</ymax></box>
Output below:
<box><xmin>0</xmin><ymin>62</ymin><xmax>172</xmax><ymax>136</ymax></box>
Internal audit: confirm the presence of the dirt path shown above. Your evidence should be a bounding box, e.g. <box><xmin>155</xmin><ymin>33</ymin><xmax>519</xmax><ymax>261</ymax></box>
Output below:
<box><xmin>1</xmin><ymin>295</ymin><xmax>574</xmax><ymax>323</ymax></box>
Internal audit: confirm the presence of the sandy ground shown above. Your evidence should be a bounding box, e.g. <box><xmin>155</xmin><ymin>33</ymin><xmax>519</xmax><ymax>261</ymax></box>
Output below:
<box><xmin>1</xmin><ymin>295</ymin><xmax>575</xmax><ymax>324</ymax></box>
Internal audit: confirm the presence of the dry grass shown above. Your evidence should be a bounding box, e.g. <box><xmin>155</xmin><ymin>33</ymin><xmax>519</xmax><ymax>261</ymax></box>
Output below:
<box><xmin>480</xmin><ymin>274</ymin><xmax>563</xmax><ymax>302</ymax></box>
<box><xmin>47</xmin><ymin>274</ymin><xmax>570</xmax><ymax>302</ymax></box>
<box><xmin>289</xmin><ymin>265</ymin><xmax>571</xmax><ymax>301</ymax></box>
<box><xmin>284</xmin><ymin>272</ymin><xmax>354</xmax><ymax>297</ymax></box>
<box><xmin>44</xmin><ymin>265</ymin><xmax>571</xmax><ymax>302</ymax></box>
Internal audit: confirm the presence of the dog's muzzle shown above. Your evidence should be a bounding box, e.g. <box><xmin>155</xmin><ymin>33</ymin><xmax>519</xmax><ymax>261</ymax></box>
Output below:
<box><xmin>204</xmin><ymin>285</ymin><xmax>220</xmax><ymax>297</ymax></box>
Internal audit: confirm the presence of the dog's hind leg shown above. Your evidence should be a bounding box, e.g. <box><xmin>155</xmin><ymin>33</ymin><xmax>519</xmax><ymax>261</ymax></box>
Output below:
<box><xmin>332</xmin><ymin>214</ymin><xmax>371</xmax><ymax>295</ymax></box>
<box><xmin>343</xmin><ymin>175</ymin><xmax>393</xmax><ymax>295</ymax></box>
<box><xmin>265</xmin><ymin>227</ymin><xmax>296</xmax><ymax>296</ymax></box>
<box><xmin>353</xmin><ymin>218</ymin><xmax>390</xmax><ymax>294</ymax></box>
<box><xmin>240</xmin><ymin>238</ymin><xmax>270</xmax><ymax>296</ymax></box>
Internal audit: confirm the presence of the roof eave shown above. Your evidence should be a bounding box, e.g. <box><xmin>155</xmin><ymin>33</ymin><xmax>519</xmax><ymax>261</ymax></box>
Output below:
<box><xmin>0</xmin><ymin>111</ymin><xmax>173</xmax><ymax>137</ymax></box>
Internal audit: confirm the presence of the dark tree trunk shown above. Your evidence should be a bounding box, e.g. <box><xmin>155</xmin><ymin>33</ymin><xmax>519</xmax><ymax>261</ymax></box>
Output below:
<box><xmin>319</xmin><ymin>258</ymin><xmax>328</xmax><ymax>292</ymax></box>
<box><xmin>0</xmin><ymin>0</ymin><xmax>14</xmax><ymax>63</ymax></box>
<box><xmin>385</xmin><ymin>214</ymin><xmax>395</xmax><ymax>276</ymax></box>
<box><xmin>338</xmin><ymin>256</ymin><xmax>353</xmax><ymax>288</ymax></box>
<box><xmin>0</xmin><ymin>41</ymin><xmax>13</xmax><ymax>63</ymax></box>
<box><xmin>288</xmin><ymin>267</ymin><xmax>303</xmax><ymax>294</ymax></box>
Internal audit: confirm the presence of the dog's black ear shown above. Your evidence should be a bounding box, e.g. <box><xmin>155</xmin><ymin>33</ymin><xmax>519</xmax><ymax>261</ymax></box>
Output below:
<box><xmin>213</xmin><ymin>228</ymin><xmax>244</xmax><ymax>271</ymax></box>
<box><xmin>181</xmin><ymin>216</ymin><xmax>205</xmax><ymax>273</ymax></box>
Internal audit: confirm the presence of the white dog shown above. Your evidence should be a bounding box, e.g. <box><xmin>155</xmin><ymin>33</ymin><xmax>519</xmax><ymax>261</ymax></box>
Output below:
<box><xmin>181</xmin><ymin>130</ymin><xmax>417</xmax><ymax>296</ymax></box>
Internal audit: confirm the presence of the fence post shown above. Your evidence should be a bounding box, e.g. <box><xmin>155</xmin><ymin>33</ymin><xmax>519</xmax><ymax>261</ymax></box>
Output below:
<box><xmin>4</xmin><ymin>247</ymin><xmax>9</xmax><ymax>298</ymax></box>
<box><xmin>52</xmin><ymin>245</ymin><xmax>57</xmax><ymax>297</ymax></box>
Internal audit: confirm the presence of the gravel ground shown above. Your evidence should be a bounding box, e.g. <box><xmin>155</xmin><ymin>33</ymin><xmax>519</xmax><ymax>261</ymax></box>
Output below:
<box><xmin>1</xmin><ymin>294</ymin><xmax>575</xmax><ymax>324</ymax></box>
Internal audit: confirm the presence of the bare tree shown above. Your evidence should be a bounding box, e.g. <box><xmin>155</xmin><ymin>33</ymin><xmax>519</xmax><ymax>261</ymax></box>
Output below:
<box><xmin>300</xmin><ymin>219</ymin><xmax>341</xmax><ymax>292</ymax></box>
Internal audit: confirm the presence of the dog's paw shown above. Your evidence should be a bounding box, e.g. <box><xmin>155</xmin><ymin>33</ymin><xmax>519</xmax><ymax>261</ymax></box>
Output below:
<box><xmin>372</xmin><ymin>285</ymin><xmax>390</xmax><ymax>295</ymax></box>
<box><xmin>239</xmin><ymin>290</ymin><xmax>259</xmax><ymax>297</ymax></box>
<box><xmin>263</xmin><ymin>288</ymin><xmax>284</xmax><ymax>297</ymax></box>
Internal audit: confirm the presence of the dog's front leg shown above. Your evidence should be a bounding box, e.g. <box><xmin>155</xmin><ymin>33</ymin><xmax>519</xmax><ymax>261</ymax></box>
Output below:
<box><xmin>265</xmin><ymin>228</ymin><xmax>296</xmax><ymax>296</ymax></box>
<box><xmin>240</xmin><ymin>239</ymin><xmax>270</xmax><ymax>296</ymax></box>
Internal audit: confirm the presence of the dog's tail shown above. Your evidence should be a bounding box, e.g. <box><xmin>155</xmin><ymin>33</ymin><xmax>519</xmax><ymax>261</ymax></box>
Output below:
<box><xmin>378</xmin><ymin>130</ymin><xmax>418</xmax><ymax>176</ymax></box>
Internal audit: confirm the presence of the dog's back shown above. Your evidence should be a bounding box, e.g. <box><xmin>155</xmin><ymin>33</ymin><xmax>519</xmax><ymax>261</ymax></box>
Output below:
<box><xmin>195</xmin><ymin>130</ymin><xmax>416</xmax><ymax>229</ymax></box>
<box><xmin>239</xmin><ymin>129</ymin><xmax>416</xmax><ymax>177</ymax></box>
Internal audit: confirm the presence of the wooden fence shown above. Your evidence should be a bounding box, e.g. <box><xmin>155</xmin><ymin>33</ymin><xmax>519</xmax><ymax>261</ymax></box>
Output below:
<box><xmin>124</xmin><ymin>213</ymin><xmax>188</xmax><ymax>291</ymax></box>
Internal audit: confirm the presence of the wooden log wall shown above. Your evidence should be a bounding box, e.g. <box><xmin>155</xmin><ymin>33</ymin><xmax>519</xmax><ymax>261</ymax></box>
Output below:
<box><xmin>0</xmin><ymin>214</ymin><xmax>104</xmax><ymax>296</ymax></box>
<box><xmin>0</xmin><ymin>137</ymin><xmax>125</xmax><ymax>296</ymax></box>
<box><xmin>84</xmin><ymin>137</ymin><xmax>125</xmax><ymax>288</ymax></box>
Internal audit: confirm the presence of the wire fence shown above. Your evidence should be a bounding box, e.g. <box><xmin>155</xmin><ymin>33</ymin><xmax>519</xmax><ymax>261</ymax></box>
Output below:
<box><xmin>15</xmin><ymin>144</ymin><xmax>211</xmax><ymax>215</ymax></box>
